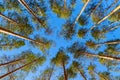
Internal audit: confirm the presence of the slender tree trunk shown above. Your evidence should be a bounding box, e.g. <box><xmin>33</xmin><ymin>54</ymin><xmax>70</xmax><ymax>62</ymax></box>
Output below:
<box><xmin>90</xmin><ymin>6</ymin><xmax>120</xmax><ymax>30</ymax></box>
<box><xmin>0</xmin><ymin>13</ymin><xmax>18</xmax><ymax>24</ymax></box>
<box><xmin>18</xmin><ymin>0</ymin><xmax>42</xmax><ymax>25</ymax></box>
<box><xmin>64</xmin><ymin>0</ymin><xmax>67</xmax><ymax>10</ymax></box>
<box><xmin>94</xmin><ymin>71</ymin><xmax>107</xmax><ymax>80</ymax></box>
<box><xmin>0</xmin><ymin>57</ymin><xmax>40</xmax><ymax>79</ymax></box>
<box><xmin>97</xmin><ymin>6</ymin><xmax>120</xmax><ymax>24</ymax></box>
<box><xmin>84</xmin><ymin>52</ymin><xmax>120</xmax><ymax>61</ymax></box>
<box><xmin>73</xmin><ymin>0</ymin><xmax>90</xmax><ymax>26</ymax></box>
<box><xmin>95</xmin><ymin>39</ymin><xmax>120</xmax><ymax>46</ymax></box>
<box><xmin>0</xmin><ymin>27</ymin><xmax>44</xmax><ymax>45</ymax></box>
<box><xmin>48</xmin><ymin>65</ymin><xmax>54</xmax><ymax>80</ymax></box>
<box><xmin>84</xmin><ymin>0</ymin><xmax>102</xmax><ymax>23</ymax></box>
<box><xmin>6</xmin><ymin>65</ymin><xmax>15</xmax><ymax>80</ymax></box>
<box><xmin>77</xmin><ymin>68</ymin><xmax>87</xmax><ymax>80</ymax></box>
<box><xmin>62</xmin><ymin>61</ymin><xmax>68</xmax><ymax>80</ymax></box>
<box><xmin>107</xmin><ymin>26</ymin><xmax>119</xmax><ymax>31</ymax></box>
<box><xmin>0</xmin><ymin>58</ymin><xmax>24</xmax><ymax>67</ymax></box>
<box><xmin>0</xmin><ymin>44</ymin><xmax>13</xmax><ymax>47</ymax></box>
<box><xmin>104</xmin><ymin>0</ymin><xmax>118</xmax><ymax>13</ymax></box>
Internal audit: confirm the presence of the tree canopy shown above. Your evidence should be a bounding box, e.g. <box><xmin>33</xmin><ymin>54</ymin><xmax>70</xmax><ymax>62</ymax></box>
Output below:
<box><xmin>0</xmin><ymin>0</ymin><xmax>120</xmax><ymax>80</ymax></box>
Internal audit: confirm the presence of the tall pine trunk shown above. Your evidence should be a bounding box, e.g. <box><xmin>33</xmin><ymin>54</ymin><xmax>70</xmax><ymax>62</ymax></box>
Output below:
<box><xmin>84</xmin><ymin>52</ymin><xmax>120</xmax><ymax>61</ymax></box>
<box><xmin>73</xmin><ymin>0</ymin><xmax>90</xmax><ymax>26</ymax></box>
<box><xmin>48</xmin><ymin>65</ymin><xmax>54</xmax><ymax>80</ymax></box>
<box><xmin>62</xmin><ymin>61</ymin><xmax>68</xmax><ymax>80</ymax></box>
<box><xmin>77</xmin><ymin>68</ymin><xmax>87</xmax><ymax>80</ymax></box>
<box><xmin>95</xmin><ymin>39</ymin><xmax>120</xmax><ymax>46</ymax></box>
<box><xmin>0</xmin><ymin>27</ymin><xmax>44</xmax><ymax>45</ymax></box>
<box><xmin>0</xmin><ymin>13</ymin><xmax>18</xmax><ymax>24</ymax></box>
<box><xmin>0</xmin><ymin>58</ymin><xmax>24</xmax><ymax>66</ymax></box>
<box><xmin>90</xmin><ymin>6</ymin><xmax>120</xmax><ymax>30</ymax></box>
<box><xmin>18</xmin><ymin>0</ymin><xmax>43</xmax><ymax>25</ymax></box>
<box><xmin>0</xmin><ymin>57</ymin><xmax>40</xmax><ymax>79</ymax></box>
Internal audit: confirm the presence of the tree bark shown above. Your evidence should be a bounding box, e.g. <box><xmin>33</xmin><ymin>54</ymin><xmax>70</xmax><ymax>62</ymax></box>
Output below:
<box><xmin>0</xmin><ymin>27</ymin><xmax>44</xmax><ymax>45</ymax></box>
<box><xmin>77</xmin><ymin>68</ymin><xmax>87</xmax><ymax>80</ymax></box>
<box><xmin>104</xmin><ymin>0</ymin><xmax>118</xmax><ymax>13</ymax></box>
<box><xmin>84</xmin><ymin>0</ymin><xmax>102</xmax><ymax>24</ymax></box>
<box><xmin>64</xmin><ymin>0</ymin><xmax>67</xmax><ymax>10</ymax></box>
<box><xmin>0</xmin><ymin>13</ymin><xmax>18</xmax><ymax>24</ymax></box>
<box><xmin>0</xmin><ymin>44</ymin><xmax>13</xmax><ymax>47</ymax></box>
<box><xmin>48</xmin><ymin>65</ymin><xmax>54</xmax><ymax>80</ymax></box>
<box><xmin>94</xmin><ymin>71</ymin><xmax>107</xmax><ymax>80</ymax></box>
<box><xmin>0</xmin><ymin>57</ymin><xmax>40</xmax><ymax>79</ymax></box>
<box><xmin>97</xmin><ymin>6</ymin><xmax>120</xmax><ymax>24</ymax></box>
<box><xmin>73</xmin><ymin>0</ymin><xmax>90</xmax><ymax>25</ymax></box>
<box><xmin>18</xmin><ymin>0</ymin><xmax>43</xmax><ymax>25</ymax></box>
<box><xmin>0</xmin><ymin>58</ymin><xmax>24</xmax><ymax>67</ymax></box>
<box><xmin>84</xmin><ymin>52</ymin><xmax>120</xmax><ymax>61</ymax></box>
<box><xmin>62</xmin><ymin>61</ymin><xmax>68</xmax><ymax>80</ymax></box>
<box><xmin>95</xmin><ymin>39</ymin><xmax>120</xmax><ymax>46</ymax></box>
<box><xmin>90</xmin><ymin>6</ymin><xmax>120</xmax><ymax>30</ymax></box>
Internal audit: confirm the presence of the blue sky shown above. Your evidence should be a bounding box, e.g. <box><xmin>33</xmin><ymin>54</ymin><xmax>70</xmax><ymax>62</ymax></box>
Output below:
<box><xmin>0</xmin><ymin>0</ymin><xmax>120</xmax><ymax>80</ymax></box>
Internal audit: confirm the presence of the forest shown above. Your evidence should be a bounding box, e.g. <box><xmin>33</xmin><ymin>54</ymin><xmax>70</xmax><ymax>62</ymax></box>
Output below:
<box><xmin>0</xmin><ymin>0</ymin><xmax>120</xmax><ymax>80</ymax></box>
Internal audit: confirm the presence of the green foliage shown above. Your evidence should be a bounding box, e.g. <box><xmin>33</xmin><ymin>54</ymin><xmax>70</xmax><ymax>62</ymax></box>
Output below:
<box><xmin>86</xmin><ymin>40</ymin><xmax>98</xmax><ymax>49</ymax></box>
<box><xmin>78</xmin><ymin>28</ymin><xmax>87</xmax><ymax>38</ymax></box>
<box><xmin>91</xmin><ymin>14</ymin><xmax>101</xmax><ymax>23</ymax></box>
<box><xmin>50</xmin><ymin>0</ymin><xmax>72</xmax><ymax>19</ymax></box>
<box><xmin>109</xmin><ymin>11</ymin><xmax>120</xmax><ymax>22</ymax></box>
<box><xmin>52</xmin><ymin>49</ymin><xmax>69</xmax><ymax>66</ymax></box>
<box><xmin>0</xmin><ymin>5</ymin><xmax>5</xmax><ymax>12</ymax></box>
<box><xmin>78</xmin><ymin>15</ymin><xmax>87</xmax><ymax>26</ymax></box>
<box><xmin>0</xmin><ymin>0</ymin><xmax>120</xmax><ymax>80</ymax></box>
<box><xmin>82</xmin><ymin>0</ymin><xmax>88</xmax><ymax>3</ymax></box>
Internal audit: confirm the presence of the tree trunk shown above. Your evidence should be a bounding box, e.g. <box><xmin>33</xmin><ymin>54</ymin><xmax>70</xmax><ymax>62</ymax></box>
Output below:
<box><xmin>84</xmin><ymin>52</ymin><xmax>120</xmax><ymax>61</ymax></box>
<box><xmin>64</xmin><ymin>0</ymin><xmax>67</xmax><ymax>10</ymax></box>
<box><xmin>18</xmin><ymin>0</ymin><xmax>42</xmax><ymax>25</ymax></box>
<box><xmin>95</xmin><ymin>39</ymin><xmax>120</xmax><ymax>46</ymax></box>
<box><xmin>0</xmin><ymin>27</ymin><xmax>44</xmax><ymax>45</ymax></box>
<box><xmin>0</xmin><ymin>44</ymin><xmax>13</xmax><ymax>47</ymax></box>
<box><xmin>104</xmin><ymin>0</ymin><xmax>118</xmax><ymax>13</ymax></box>
<box><xmin>77</xmin><ymin>68</ymin><xmax>87</xmax><ymax>80</ymax></box>
<box><xmin>62</xmin><ymin>61</ymin><xmax>68</xmax><ymax>80</ymax></box>
<box><xmin>48</xmin><ymin>65</ymin><xmax>54</xmax><ymax>80</ymax></box>
<box><xmin>84</xmin><ymin>0</ymin><xmax>102</xmax><ymax>24</ymax></box>
<box><xmin>90</xmin><ymin>6</ymin><xmax>120</xmax><ymax>30</ymax></box>
<box><xmin>94</xmin><ymin>71</ymin><xmax>107</xmax><ymax>80</ymax></box>
<box><xmin>97</xmin><ymin>6</ymin><xmax>120</xmax><ymax>24</ymax></box>
<box><xmin>0</xmin><ymin>58</ymin><xmax>24</xmax><ymax>67</ymax></box>
<box><xmin>0</xmin><ymin>13</ymin><xmax>18</xmax><ymax>24</ymax></box>
<box><xmin>73</xmin><ymin>0</ymin><xmax>90</xmax><ymax>25</ymax></box>
<box><xmin>0</xmin><ymin>57</ymin><xmax>40</xmax><ymax>79</ymax></box>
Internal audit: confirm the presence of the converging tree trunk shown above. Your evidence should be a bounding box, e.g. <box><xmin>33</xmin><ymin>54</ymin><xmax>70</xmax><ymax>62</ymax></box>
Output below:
<box><xmin>77</xmin><ymin>68</ymin><xmax>87</xmax><ymax>80</ymax></box>
<box><xmin>64</xmin><ymin>0</ymin><xmax>67</xmax><ymax>9</ymax></box>
<box><xmin>62</xmin><ymin>61</ymin><xmax>68</xmax><ymax>80</ymax></box>
<box><xmin>73</xmin><ymin>0</ymin><xmax>90</xmax><ymax>25</ymax></box>
<box><xmin>94</xmin><ymin>70</ymin><xmax>107</xmax><ymax>80</ymax></box>
<box><xmin>0</xmin><ymin>13</ymin><xmax>18</xmax><ymax>24</ymax></box>
<box><xmin>0</xmin><ymin>57</ymin><xmax>40</xmax><ymax>79</ymax></box>
<box><xmin>84</xmin><ymin>0</ymin><xmax>102</xmax><ymax>23</ymax></box>
<box><xmin>104</xmin><ymin>0</ymin><xmax>118</xmax><ymax>13</ymax></box>
<box><xmin>0</xmin><ymin>58</ymin><xmax>25</xmax><ymax>67</ymax></box>
<box><xmin>95</xmin><ymin>39</ymin><xmax>120</xmax><ymax>46</ymax></box>
<box><xmin>48</xmin><ymin>66</ymin><xmax>54</xmax><ymax>80</ymax></box>
<box><xmin>85</xmin><ymin>52</ymin><xmax>120</xmax><ymax>61</ymax></box>
<box><xmin>0</xmin><ymin>27</ymin><xmax>44</xmax><ymax>45</ymax></box>
<box><xmin>90</xmin><ymin>6</ymin><xmax>120</xmax><ymax>30</ymax></box>
<box><xmin>18</xmin><ymin>0</ymin><xmax>43</xmax><ymax>25</ymax></box>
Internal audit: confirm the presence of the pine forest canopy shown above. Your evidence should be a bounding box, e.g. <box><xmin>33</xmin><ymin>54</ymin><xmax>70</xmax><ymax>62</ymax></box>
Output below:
<box><xmin>0</xmin><ymin>0</ymin><xmax>120</xmax><ymax>80</ymax></box>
